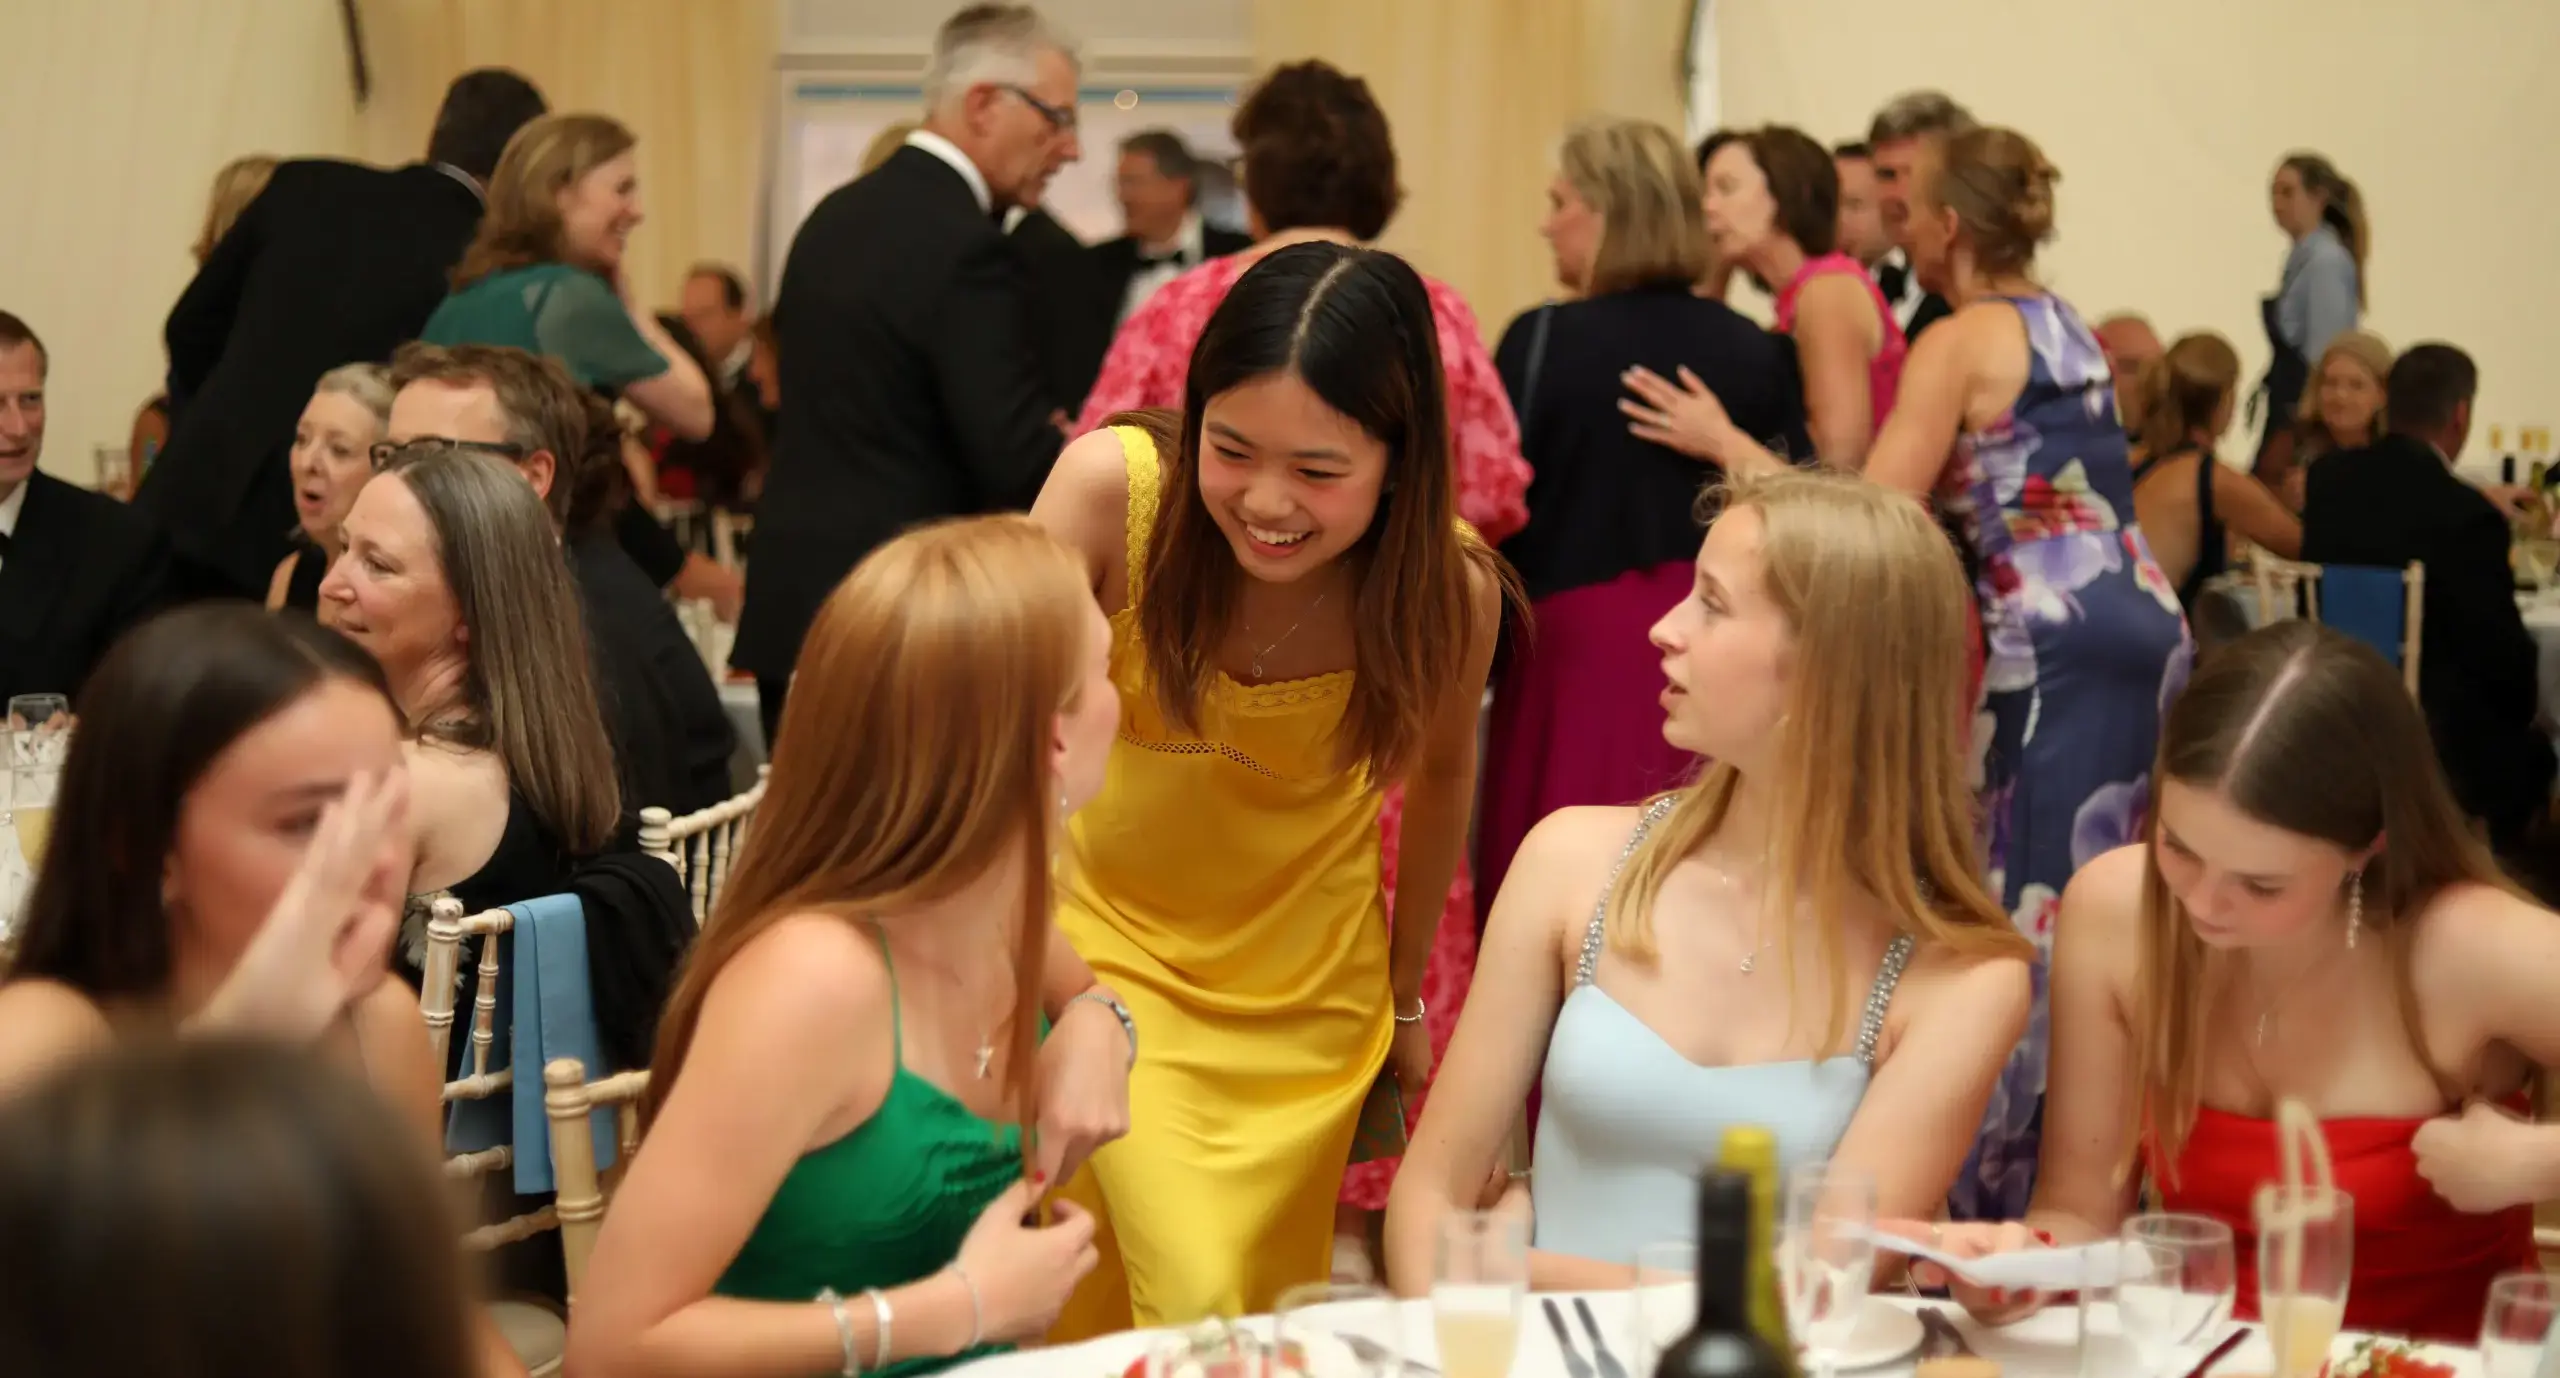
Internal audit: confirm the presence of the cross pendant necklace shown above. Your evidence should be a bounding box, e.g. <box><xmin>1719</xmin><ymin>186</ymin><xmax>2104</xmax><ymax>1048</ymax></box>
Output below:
<box><xmin>1243</xmin><ymin>592</ymin><xmax>1326</xmax><ymax>679</ymax></box>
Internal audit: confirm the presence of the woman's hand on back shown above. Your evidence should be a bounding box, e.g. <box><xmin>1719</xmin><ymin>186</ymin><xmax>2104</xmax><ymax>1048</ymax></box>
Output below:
<box><xmin>199</xmin><ymin>768</ymin><xmax>411</xmax><ymax>1041</ymax></box>
<box><xmin>954</xmin><ymin>1178</ymin><xmax>1100</xmax><ymax>1343</ymax></box>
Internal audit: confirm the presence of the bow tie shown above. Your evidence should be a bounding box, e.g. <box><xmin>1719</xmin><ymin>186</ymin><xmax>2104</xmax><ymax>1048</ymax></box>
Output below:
<box><xmin>1875</xmin><ymin>259</ymin><xmax>1910</xmax><ymax>302</ymax></box>
<box><xmin>1137</xmin><ymin>247</ymin><xmax>1188</xmax><ymax>270</ymax></box>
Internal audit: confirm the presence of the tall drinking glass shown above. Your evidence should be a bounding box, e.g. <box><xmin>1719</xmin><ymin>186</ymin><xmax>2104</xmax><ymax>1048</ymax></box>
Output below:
<box><xmin>1780</xmin><ymin>1165</ymin><xmax>1877</xmax><ymax>1378</ymax></box>
<box><xmin>2481</xmin><ymin>1272</ymin><xmax>2560</xmax><ymax>1378</ymax></box>
<box><xmin>2253</xmin><ymin>1185</ymin><xmax>2354</xmax><ymax>1378</ymax></box>
<box><xmin>2115</xmin><ymin>1214</ymin><xmax>2237</xmax><ymax>1377</ymax></box>
<box><xmin>1433</xmin><ymin>1212</ymin><xmax>1525</xmax><ymax>1378</ymax></box>
<box><xmin>1274</xmin><ymin>1283</ymin><xmax>1402</xmax><ymax>1378</ymax></box>
<box><xmin>6</xmin><ymin>695</ymin><xmax>68</xmax><ymax>874</ymax></box>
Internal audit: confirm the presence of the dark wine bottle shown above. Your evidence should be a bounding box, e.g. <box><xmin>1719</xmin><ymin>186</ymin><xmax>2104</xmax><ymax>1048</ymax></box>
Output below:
<box><xmin>1652</xmin><ymin>1171</ymin><xmax>1797</xmax><ymax>1378</ymax></box>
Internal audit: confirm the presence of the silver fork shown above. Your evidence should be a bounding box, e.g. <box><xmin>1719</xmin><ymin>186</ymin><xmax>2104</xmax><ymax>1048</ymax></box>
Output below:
<box><xmin>1571</xmin><ymin>1297</ymin><xmax>1631</xmax><ymax>1378</ymax></box>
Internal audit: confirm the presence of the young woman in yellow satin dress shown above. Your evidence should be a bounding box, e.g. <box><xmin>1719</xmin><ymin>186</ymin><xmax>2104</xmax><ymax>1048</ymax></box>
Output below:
<box><xmin>1032</xmin><ymin>242</ymin><xmax>1517</xmax><ymax>1330</ymax></box>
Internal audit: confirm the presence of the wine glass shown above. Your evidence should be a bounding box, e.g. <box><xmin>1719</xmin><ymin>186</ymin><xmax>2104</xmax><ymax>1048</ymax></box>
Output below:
<box><xmin>2253</xmin><ymin>1185</ymin><xmax>2354</xmax><ymax>1378</ymax></box>
<box><xmin>1273</xmin><ymin>1283</ymin><xmax>1402</xmax><ymax>1378</ymax></box>
<box><xmin>2481</xmin><ymin>1272</ymin><xmax>2559</xmax><ymax>1378</ymax></box>
<box><xmin>2114</xmin><ymin>1214</ymin><xmax>2237</xmax><ymax>1377</ymax></box>
<box><xmin>1780</xmin><ymin>1164</ymin><xmax>1877</xmax><ymax>1378</ymax></box>
<box><xmin>1629</xmin><ymin>1240</ymin><xmax>1696</xmax><ymax>1374</ymax></box>
<box><xmin>1432</xmin><ymin>1212</ymin><xmax>1525</xmax><ymax>1378</ymax></box>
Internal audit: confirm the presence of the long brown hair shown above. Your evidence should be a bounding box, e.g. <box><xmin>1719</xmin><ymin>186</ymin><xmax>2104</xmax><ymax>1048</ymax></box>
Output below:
<box><xmin>2131</xmin><ymin>621</ymin><xmax>2508</xmax><ymax>1178</ymax></box>
<box><xmin>2133</xmin><ymin>332</ymin><xmax>2240</xmax><ymax>460</ymax></box>
<box><xmin>1608</xmin><ymin>471</ymin><xmax>2030</xmax><ymax>1054</ymax></box>
<box><xmin>1132</xmin><ymin>242</ymin><xmax>1521</xmax><ymax>783</ymax></box>
<box><xmin>0</xmin><ymin>1040</ymin><xmax>476</xmax><ymax>1378</ymax></box>
<box><xmin>378</xmin><ymin>449</ymin><xmax>621</xmax><ymax>853</ymax></box>
<box><xmin>2280</xmin><ymin>152</ymin><xmax>2369</xmax><ymax>302</ymax></box>
<box><xmin>642</xmin><ymin>516</ymin><xmax>1098</xmax><ymax>1171</ymax></box>
<box><xmin>451</xmin><ymin>112</ymin><xmax>635</xmax><ymax>288</ymax></box>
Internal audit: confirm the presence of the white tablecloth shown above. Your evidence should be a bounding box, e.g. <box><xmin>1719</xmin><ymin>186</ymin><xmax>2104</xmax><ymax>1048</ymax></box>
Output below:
<box><xmin>950</xmin><ymin>1292</ymin><xmax>2483</xmax><ymax>1378</ymax></box>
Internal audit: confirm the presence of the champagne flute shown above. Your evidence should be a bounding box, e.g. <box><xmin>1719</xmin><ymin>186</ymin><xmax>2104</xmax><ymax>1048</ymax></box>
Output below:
<box><xmin>2481</xmin><ymin>1271</ymin><xmax>2559</xmax><ymax>1378</ymax></box>
<box><xmin>1780</xmin><ymin>1164</ymin><xmax>1877</xmax><ymax>1378</ymax></box>
<box><xmin>2114</xmin><ymin>1214</ymin><xmax>2236</xmax><ymax>1377</ymax></box>
<box><xmin>1432</xmin><ymin>1212</ymin><xmax>1526</xmax><ymax>1378</ymax></box>
<box><xmin>1629</xmin><ymin>1240</ymin><xmax>1697</xmax><ymax>1374</ymax></box>
<box><xmin>2253</xmin><ymin>1184</ymin><xmax>2354</xmax><ymax>1378</ymax></box>
<box><xmin>1274</xmin><ymin>1283</ymin><xmax>1402</xmax><ymax>1378</ymax></box>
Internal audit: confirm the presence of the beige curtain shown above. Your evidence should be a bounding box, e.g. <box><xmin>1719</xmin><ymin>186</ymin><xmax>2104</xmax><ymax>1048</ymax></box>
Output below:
<box><xmin>1250</xmin><ymin>0</ymin><xmax>1689</xmax><ymax>343</ymax></box>
<box><xmin>358</xmin><ymin>0</ymin><xmax>779</xmax><ymax>316</ymax></box>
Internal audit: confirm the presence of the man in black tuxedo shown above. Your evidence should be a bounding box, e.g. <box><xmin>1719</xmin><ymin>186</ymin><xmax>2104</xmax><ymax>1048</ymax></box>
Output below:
<box><xmin>0</xmin><ymin>314</ymin><xmax>170</xmax><ymax>703</ymax></box>
<box><xmin>1084</xmin><ymin>132</ymin><xmax>1251</xmax><ymax>362</ymax></box>
<box><xmin>138</xmin><ymin>69</ymin><xmax>546</xmax><ymax>598</ymax></box>
<box><xmin>1865</xmin><ymin>90</ymin><xmax>1975</xmax><ymax>343</ymax></box>
<box><xmin>2303</xmin><ymin>343</ymin><xmax>2554</xmax><ymax>850</ymax></box>
<box><xmin>1007</xmin><ymin>203</ymin><xmax>1108</xmax><ymax>420</ymax></box>
<box><xmin>736</xmin><ymin>3</ymin><xmax>1081</xmax><ymax>740</ymax></box>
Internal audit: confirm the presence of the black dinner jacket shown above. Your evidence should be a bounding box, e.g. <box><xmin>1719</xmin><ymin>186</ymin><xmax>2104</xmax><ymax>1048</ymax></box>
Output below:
<box><xmin>1087</xmin><ymin>221</ymin><xmax>1252</xmax><ymax>329</ymax></box>
<box><xmin>734</xmin><ymin>145</ymin><xmax>1062</xmax><ymax>680</ymax></box>
<box><xmin>141</xmin><ymin>160</ymin><xmax>483</xmax><ymax>596</ymax></box>
<box><xmin>2302</xmin><ymin>432</ymin><xmax>2555</xmax><ymax>840</ymax></box>
<box><xmin>1007</xmin><ymin>205</ymin><xmax>1110</xmax><ymax>418</ymax></box>
<box><xmin>0</xmin><ymin>472</ymin><xmax>173</xmax><ymax>703</ymax></box>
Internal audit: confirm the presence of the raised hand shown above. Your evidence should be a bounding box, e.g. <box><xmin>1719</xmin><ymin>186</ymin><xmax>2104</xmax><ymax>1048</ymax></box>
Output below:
<box><xmin>196</xmin><ymin>768</ymin><xmax>413</xmax><ymax>1041</ymax></box>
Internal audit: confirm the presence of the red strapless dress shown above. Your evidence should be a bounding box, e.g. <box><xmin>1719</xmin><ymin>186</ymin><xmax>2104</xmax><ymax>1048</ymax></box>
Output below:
<box><xmin>2149</xmin><ymin>1100</ymin><xmax>2534</xmax><ymax>1343</ymax></box>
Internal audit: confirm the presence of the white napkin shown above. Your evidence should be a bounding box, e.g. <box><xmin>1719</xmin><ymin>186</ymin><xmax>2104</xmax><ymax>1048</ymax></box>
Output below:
<box><xmin>1851</xmin><ymin>1229</ymin><xmax>2157</xmax><ymax>1290</ymax></box>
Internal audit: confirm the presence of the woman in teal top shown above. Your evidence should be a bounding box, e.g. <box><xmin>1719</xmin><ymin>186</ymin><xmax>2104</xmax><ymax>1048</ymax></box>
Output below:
<box><xmin>421</xmin><ymin>112</ymin><xmax>712</xmax><ymax>439</ymax></box>
<box><xmin>566</xmin><ymin>516</ymin><xmax>1140</xmax><ymax>1378</ymax></box>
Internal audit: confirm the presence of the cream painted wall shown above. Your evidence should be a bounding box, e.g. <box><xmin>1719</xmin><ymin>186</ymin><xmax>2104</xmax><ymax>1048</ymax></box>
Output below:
<box><xmin>1714</xmin><ymin>0</ymin><xmax>2560</xmax><ymax>475</ymax></box>
<box><xmin>0</xmin><ymin>0</ymin><xmax>363</xmax><ymax>483</ymax></box>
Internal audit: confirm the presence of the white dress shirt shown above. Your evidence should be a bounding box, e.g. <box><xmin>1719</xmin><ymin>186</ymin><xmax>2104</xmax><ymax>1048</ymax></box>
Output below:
<box><xmin>904</xmin><ymin>129</ymin><xmax>993</xmax><ymax>216</ymax></box>
<box><xmin>1119</xmin><ymin>212</ymin><xmax>1207</xmax><ymax>326</ymax></box>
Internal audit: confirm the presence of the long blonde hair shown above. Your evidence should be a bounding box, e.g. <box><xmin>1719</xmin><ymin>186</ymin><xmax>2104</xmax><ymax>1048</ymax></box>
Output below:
<box><xmin>2130</xmin><ymin>621</ymin><xmax>2510</xmax><ymax>1181</ymax></box>
<box><xmin>640</xmin><ymin>516</ymin><xmax>1098</xmax><ymax>1170</ymax></box>
<box><xmin>378</xmin><ymin>449</ymin><xmax>621</xmax><ymax>854</ymax></box>
<box><xmin>1606</xmin><ymin>471</ymin><xmax>2028</xmax><ymax>1054</ymax></box>
<box><xmin>452</xmin><ymin>113</ymin><xmax>635</xmax><ymax>288</ymax></box>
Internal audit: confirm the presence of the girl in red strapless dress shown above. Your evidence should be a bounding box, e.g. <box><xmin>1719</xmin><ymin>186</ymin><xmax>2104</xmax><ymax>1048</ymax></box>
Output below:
<box><xmin>2149</xmin><ymin>1100</ymin><xmax>2534</xmax><ymax>1341</ymax></box>
<box><xmin>1912</xmin><ymin>621</ymin><xmax>2560</xmax><ymax>1345</ymax></box>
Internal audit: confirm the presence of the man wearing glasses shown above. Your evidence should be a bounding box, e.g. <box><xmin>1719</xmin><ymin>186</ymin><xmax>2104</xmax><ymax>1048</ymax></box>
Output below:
<box><xmin>736</xmin><ymin>2</ymin><xmax>1082</xmax><ymax>743</ymax></box>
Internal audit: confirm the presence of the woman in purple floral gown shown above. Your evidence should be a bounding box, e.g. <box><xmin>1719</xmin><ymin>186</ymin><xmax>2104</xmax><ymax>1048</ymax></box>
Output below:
<box><xmin>1914</xmin><ymin>132</ymin><xmax>2190</xmax><ymax>1218</ymax></box>
<box><xmin>1618</xmin><ymin>126</ymin><xmax>2190</xmax><ymax>1221</ymax></box>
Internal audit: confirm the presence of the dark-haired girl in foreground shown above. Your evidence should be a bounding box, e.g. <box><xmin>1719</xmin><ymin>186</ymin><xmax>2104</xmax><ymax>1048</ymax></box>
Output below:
<box><xmin>0</xmin><ymin>604</ymin><xmax>524</xmax><ymax>1377</ymax></box>
<box><xmin>1035</xmin><ymin>241</ymin><xmax>1518</xmax><ymax>1329</ymax></box>
<box><xmin>1919</xmin><ymin>622</ymin><xmax>2554</xmax><ymax>1342</ymax></box>
<box><xmin>0</xmin><ymin>1040</ymin><xmax>479</xmax><ymax>1378</ymax></box>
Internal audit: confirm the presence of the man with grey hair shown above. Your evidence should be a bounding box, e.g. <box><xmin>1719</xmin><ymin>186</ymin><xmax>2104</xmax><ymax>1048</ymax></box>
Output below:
<box><xmin>738</xmin><ymin>3</ymin><xmax>1084</xmax><ymax>738</ymax></box>
<box><xmin>1864</xmin><ymin>89</ymin><xmax>1978</xmax><ymax>341</ymax></box>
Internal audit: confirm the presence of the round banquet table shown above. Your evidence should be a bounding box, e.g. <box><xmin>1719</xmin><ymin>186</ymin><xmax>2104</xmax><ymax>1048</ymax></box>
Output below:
<box><xmin>950</xmin><ymin>1290</ymin><xmax>2485</xmax><ymax>1378</ymax></box>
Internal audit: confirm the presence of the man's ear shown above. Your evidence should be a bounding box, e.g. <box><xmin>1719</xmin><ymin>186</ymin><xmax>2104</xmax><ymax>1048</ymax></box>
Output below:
<box><xmin>520</xmin><ymin>449</ymin><xmax>557</xmax><ymax>503</ymax></box>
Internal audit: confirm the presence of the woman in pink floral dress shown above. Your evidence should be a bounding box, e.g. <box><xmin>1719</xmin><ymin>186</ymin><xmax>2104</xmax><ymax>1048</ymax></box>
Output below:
<box><xmin>1077</xmin><ymin>60</ymin><xmax>1530</xmax><ymax>1255</ymax></box>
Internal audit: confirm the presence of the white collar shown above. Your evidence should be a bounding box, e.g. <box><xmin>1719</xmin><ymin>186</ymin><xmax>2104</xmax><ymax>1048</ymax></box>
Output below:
<box><xmin>0</xmin><ymin>475</ymin><xmax>25</xmax><ymax>539</ymax></box>
<box><xmin>905</xmin><ymin>129</ymin><xmax>993</xmax><ymax>215</ymax></box>
<box><xmin>1140</xmin><ymin>212</ymin><xmax>1206</xmax><ymax>263</ymax></box>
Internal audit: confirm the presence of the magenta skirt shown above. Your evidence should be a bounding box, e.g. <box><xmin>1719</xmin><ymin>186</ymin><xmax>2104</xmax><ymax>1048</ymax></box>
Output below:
<box><xmin>1474</xmin><ymin>561</ymin><xmax>1701</xmax><ymax>929</ymax></box>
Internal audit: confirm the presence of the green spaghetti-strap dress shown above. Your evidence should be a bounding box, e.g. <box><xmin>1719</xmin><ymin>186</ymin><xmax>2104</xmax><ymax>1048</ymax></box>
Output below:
<box><xmin>714</xmin><ymin>925</ymin><xmax>1024</xmax><ymax>1378</ymax></box>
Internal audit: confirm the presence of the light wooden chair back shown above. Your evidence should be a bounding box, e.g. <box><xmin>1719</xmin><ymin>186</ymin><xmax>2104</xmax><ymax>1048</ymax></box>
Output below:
<box><xmin>2246</xmin><ymin>552</ymin><xmax>2426</xmax><ymax>697</ymax></box>
<box><xmin>545</xmin><ymin>1056</ymin><xmax>651</xmax><ymax>1299</ymax></box>
<box><xmin>417</xmin><ymin>897</ymin><xmax>561</xmax><ymax>1251</ymax></box>
<box><xmin>637</xmin><ymin>764</ymin><xmax>769</xmax><ymax>924</ymax></box>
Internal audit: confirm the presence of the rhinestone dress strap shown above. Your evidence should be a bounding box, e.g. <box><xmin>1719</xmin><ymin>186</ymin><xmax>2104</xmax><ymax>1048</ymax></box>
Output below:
<box><xmin>1574</xmin><ymin>796</ymin><xmax>1680</xmax><ymax>987</ymax></box>
<box><xmin>1852</xmin><ymin>934</ymin><xmax>1916</xmax><ymax>1069</ymax></box>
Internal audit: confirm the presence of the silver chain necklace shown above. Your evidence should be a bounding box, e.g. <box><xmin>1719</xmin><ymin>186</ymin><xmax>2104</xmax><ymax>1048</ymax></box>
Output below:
<box><xmin>1242</xmin><ymin>591</ymin><xmax>1326</xmax><ymax>679</ymax></box>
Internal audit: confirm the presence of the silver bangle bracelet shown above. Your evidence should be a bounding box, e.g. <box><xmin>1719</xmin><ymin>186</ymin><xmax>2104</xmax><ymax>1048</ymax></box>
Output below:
<box><xmin>950</xmin><ymin>1262</ymin><xmax>985</xmax><ymax>1349</ymax></box>
<box><xmin>864</xmin><ymin>1287</ymin><xmax>893</xmax><ymax>1373</ymax></box>
<box><xmin>817</xmin><ymin>1288</ymin><xmax>859</xmax><ymax>1376</ymax></box>
<box><xmin>1394</xmin><ymin>996</ymin><xmax>1427</xmax><ymax>1024</ymax></box>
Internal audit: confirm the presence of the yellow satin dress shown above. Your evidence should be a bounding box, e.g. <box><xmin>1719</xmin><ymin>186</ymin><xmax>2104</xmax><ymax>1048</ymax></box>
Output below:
<box><xmin>1051</xmin><ymin>426</ymin><xmax>1391</xmax><ymax>1334</ymax></box>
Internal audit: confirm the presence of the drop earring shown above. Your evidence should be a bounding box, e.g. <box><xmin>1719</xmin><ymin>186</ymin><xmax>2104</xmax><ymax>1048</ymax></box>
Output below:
<box><xmin>2345</xmin><ymin>870</ymin><xmax>2363</xmax><ymax>950</ymax></box>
